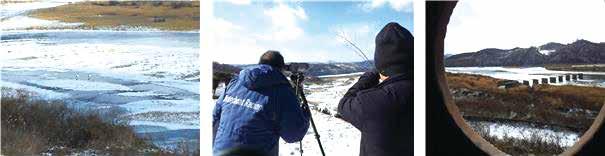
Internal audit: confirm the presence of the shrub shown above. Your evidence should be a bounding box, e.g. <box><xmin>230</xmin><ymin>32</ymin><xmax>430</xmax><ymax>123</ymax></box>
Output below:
<box><xmin>0</xmin><ymin>88</ymin><xmax>168</xmax><ymax>155</ymax></box>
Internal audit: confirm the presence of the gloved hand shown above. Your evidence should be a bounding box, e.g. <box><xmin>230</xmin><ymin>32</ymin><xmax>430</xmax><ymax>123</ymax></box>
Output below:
<box><xmin>355</xmin><ymin>70</ymin><xmax>380</xmax><ymax>90</ymax></box>
<box><xmin>342</xmin><ymin>70</ymin><xmax>379</xmax><ymax>97</ymax></box>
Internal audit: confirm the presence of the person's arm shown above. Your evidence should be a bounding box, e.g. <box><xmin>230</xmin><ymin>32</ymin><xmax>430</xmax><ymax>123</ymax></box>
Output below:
<box><xmin>337</xmin><ymin>71</ymin><xmax>379</xmax><ymax>129</ymax></box>
<box><xmin>278</xmin><ymin>85</ymin><xmax>310</xmax><ymax>143</ymax></box>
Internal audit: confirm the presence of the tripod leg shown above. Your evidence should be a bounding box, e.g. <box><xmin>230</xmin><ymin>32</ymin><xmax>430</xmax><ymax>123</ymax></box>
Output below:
<box><xmin>299</xmin><ymin>142</ymin><xmax>303</xmax><ymax>156</ymax></box>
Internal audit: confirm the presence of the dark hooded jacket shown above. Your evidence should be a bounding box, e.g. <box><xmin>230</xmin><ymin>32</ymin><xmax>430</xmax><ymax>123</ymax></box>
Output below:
<box><xmin>337</xmin><ymin>22</ymin><xmax>413</xmax><ymax>156</ymax></box>
<box><xmin>213</xmin><ymin>64</ymin><xmax>310</xmax><ymax>156</ymax></box>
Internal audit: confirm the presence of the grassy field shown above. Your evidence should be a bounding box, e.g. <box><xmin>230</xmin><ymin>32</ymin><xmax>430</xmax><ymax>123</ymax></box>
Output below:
<box><xmin>447</xmin><ymin>72</ymin><xmax>605</xmax><ymax>154</ymax></box>
<box><xmin>28</xmin><ymin>1</ymin><xmax>199</xmax><ymax>31</ymax></box>
<box><xmin>0</xmin><ymin>88</ymin><xmax>198</xmax><ymax>155</ymax></box>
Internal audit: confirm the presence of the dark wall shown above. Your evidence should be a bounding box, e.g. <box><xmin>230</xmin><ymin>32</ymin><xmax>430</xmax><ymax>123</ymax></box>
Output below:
<box><xmin>426</xmin><ymin>1</ymin><xmax>486</xmax><ymax>155</ymax></box>
<box><xmin>426</xmin><ymin>1</ymin><xmax>605</xmax><ymax>155</ymax></box>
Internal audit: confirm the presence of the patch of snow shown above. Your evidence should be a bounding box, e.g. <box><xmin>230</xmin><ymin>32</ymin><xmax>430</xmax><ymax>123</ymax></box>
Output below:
<box><xmin>0</xmin><ymin>81</ymin><xmax>69</xmax><ymax>99</ymax></box>
<box><xmin>539</xmin><ymin>49</ymin><xmax>555</xmax><ymax>55</ymax></box>
<box><xmin>469</xmin><ymin>120</ymin><xmax>580</xmax><ymax>148</ymax></box>
<box><xmin>28</xmin><ymin>79</ymin><xmax>131</xmax><ymax>91</ymax></box>
<box><xmin>1</xmin><ymin>16</ymin><xmax>83</xmax><ymax>31</ymax></box>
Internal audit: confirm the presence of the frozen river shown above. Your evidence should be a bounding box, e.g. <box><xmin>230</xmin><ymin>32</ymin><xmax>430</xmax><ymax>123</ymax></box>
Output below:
<box><xmin>446</xmin><ymin>67</ymin><xmax>605</xmax><ymax>88</ymax></box>
<box><xmin>1</xmin><ymin>30</ymin><xmax>200</xmax><ymax>150</ymax></box>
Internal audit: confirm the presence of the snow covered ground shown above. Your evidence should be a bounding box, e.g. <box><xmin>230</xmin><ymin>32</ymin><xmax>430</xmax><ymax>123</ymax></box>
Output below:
<box><xmin>279</xmin><ymin>75</ymin><xmax>361</xmax><ymax>156</ymax></box>
<box><xmin>1</xmin><ymin>3</ymin><xmax>200</xmax><ymax>150</ymax></box>
<box><xmin>468</xmin><ymin>119</ymin><xmax>580</xmax><ymax>148</ymax></box>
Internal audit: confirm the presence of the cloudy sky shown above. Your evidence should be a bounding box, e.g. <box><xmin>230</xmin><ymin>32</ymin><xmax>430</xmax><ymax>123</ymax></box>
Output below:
<box><xmin>445</xmin><ymin>0</ymin><xmax>605</xmax><ymax>54</ymax></box>
<box><xmin>211</xmin><ymin>0</ymin><xmax>413</xmax><ymax>64</ymax></box>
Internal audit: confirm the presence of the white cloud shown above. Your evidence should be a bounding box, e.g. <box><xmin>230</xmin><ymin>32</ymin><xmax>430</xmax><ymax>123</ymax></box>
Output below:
<box><xmin>363</xmin><ymin>0</ymin><xmax>413</xmax><ymax>12</ymax></box>
<box><xmin>224</xmin><ymin>0</ymin><xmax>251</xmax><ymax>5</ymax></box>
<box><xmin>445</xmin><ymin>0</ymin><xmax>605</xmax><ymax>54</ymax></box>
<box><xmin>261</xmin><ymin>3</ymin><xmax>308</xmax><ymax>42</ymax></box>
<box><xmin>209</xmin><ymin>18</ymin><xmax>265</xmax><ymax>64</ymax></box>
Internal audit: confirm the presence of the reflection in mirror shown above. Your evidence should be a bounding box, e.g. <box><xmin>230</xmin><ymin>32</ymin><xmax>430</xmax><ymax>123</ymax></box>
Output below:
<box><xmin>443</xmin><ymin>0</ymin><xmax>605</xmax><ymax>155</ymax></box>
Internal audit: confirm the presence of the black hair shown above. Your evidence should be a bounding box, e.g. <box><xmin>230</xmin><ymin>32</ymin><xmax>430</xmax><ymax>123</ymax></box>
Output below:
<box><xmin>258</xmin><ymin>50</ymin><xmax>285</xmax><ymax>69</ymax></box>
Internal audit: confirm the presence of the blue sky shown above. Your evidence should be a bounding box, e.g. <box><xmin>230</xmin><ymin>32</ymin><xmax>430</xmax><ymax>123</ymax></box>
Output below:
<box><xmin>211</xmin><ymin>0</ymin><xmax>413</xmax><ymax>64</ymax></box>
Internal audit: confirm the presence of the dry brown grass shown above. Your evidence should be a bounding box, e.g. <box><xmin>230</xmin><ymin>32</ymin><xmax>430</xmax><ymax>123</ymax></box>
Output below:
<box><xmin>447</xmin><ymin>73</ymin><xmax>605</xmax><ymax>130</ymax></box>
<box><xmin>28</xmin><ymin>1</ymin><xmax>199</xmax><ymax>31</ymax></box>
<box><xmin>447</xmin><ymin>73</ymin><xmax>605</xmax><ymax>155</ymax></box>
<box><xmin>0</xmin><ymin>88</ymin><xmax>176</xmax><ymax>155</ymax></box>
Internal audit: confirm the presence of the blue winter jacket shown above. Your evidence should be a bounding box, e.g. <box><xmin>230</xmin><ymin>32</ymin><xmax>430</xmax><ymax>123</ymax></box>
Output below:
<box><xmin>213</xmin><ymin>64</ymin><xmax>310</xmax><ymax>156</ymax></box>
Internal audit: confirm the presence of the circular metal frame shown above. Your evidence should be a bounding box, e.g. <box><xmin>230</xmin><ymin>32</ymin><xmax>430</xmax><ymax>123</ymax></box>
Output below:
<box><xmin>431</xmin><ymin>2</ymin><xmax>605</xmax><ymax>155</ymax></box>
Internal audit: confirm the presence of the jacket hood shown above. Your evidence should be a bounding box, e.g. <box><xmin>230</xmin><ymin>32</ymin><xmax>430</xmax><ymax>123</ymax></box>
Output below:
<box><xmin>374</xmin><ymin>22</ymin><xmax>414</xmax><ymax>76</ymax></box>
<box><xmin>237</xmin><ymin>64</ymin><xmax>290</xmax><ymax>90</ymax></box>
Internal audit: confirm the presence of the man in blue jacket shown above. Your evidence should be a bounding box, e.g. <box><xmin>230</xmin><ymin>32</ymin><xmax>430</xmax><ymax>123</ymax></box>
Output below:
<box><xmin>338</xmin><ymin>22</ymin><xmax>413</xmax><ymax>156</ymax></box>
<box><xmin>213</xmin><ymin>51</ymin><xmax>311</xmax><ymax>156</ymax></box>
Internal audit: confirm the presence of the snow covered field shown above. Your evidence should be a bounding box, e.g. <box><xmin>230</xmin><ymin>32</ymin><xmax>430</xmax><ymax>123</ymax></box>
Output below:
<box><xmin>1</xmin><ymin>2</ymin><xmax>200</xmax><ymax>150</ymax></box>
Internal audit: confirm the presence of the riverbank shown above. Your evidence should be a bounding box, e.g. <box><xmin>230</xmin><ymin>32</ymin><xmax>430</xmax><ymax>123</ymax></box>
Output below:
<box><xmin>0</xmin><ymin>88</ymin><xmax>197</xmax><ymax>155</ymax></box>
<box><xmin>25</xmin><ymin>1</ymin><xmax>199</xmax><ymax>31</ymax></box>
<box><xmin>545</xmin><ymin>64</ymin><xmax>605</xmax><ymax>72</ymax></box>
<box><xmin>447</xmin><ymin>72</ymin><xmax>605</xmax><ymax>154</ymax></box>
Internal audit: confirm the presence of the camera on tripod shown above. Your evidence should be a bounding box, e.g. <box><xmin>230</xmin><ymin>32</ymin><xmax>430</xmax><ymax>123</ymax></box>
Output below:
<box><xmin>285</xmin><ymin>63</ymin><xmax>310</xmax><ymax>73</ymax></box>
<box><xmin>285</xmin><ymin>62</ymin><xmax>325</xmax><ymax>156</ymax></box>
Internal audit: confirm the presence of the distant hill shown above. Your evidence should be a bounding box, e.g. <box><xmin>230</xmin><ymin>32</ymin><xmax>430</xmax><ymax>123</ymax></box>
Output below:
<box><xmin>445</xmin><ymin>40</ymin><xmax>605</xmax><ymax>67</ymax></box>
<box><xmin>221</xmin><ymin>60</ymin><xmax>374</xmax><ymax>77</ymax></box>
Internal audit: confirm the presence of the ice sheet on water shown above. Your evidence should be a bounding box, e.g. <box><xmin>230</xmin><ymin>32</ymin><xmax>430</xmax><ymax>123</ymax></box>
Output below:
<box><xmin>130</xmin><ymin>120</ymin><xmax>199</xmax><ymax>131</ymax></box>
<box><xmin>2</xmin><ymin>41</ymin><xmax>199</xmax><ymax>81</ymax></box>
<box><xmin>120</xmin><ymin>99</ymin><xmax>200</xmax><ymax>115</ymax></box>
<box><xmin>29</xmin><ymin>79</ymin><xmax>131</xmax><ymax>91</ymax></box>
<box><xmin>446</xmin><ymin>67</ymin><xmax>605</xmax><ymax>87</ymax></box>
<box><xmin>117</xmin><ymin>91</ymin><xmax>167</xmax><ymax>97</ymax></box>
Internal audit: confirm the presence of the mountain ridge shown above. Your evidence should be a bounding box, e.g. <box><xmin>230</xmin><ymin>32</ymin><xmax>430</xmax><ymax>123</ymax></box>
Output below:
<box><xmin>445</xmin><ymin>39</ymin><xmax>605</xmax><ymax>67</ymax></box>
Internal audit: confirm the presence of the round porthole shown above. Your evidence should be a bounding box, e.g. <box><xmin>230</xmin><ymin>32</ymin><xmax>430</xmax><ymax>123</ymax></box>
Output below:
<box><xmin>430</xmin><ymin>1</ymin><xmax>605</xmax><ymax>155</ymax></box>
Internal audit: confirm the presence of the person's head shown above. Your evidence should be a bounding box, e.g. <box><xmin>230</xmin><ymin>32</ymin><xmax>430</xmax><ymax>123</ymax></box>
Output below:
<box><xmin>258</xmin><ymin>50</ymin><xmax>286</xmax><ymax>70</ymax></box>
<box><xmin>374</xmin><ymin>22</ymin><xmax>414</xmax><ymax>80</ymax></box>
